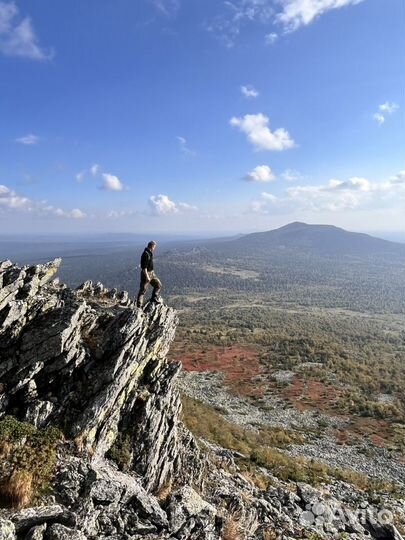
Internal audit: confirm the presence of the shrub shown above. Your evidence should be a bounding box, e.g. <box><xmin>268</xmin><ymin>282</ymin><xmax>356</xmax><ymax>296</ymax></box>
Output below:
<box><xmin>0</xmin><ymin>416</ymin><xmax>63</xmax><ymax>508</ymax></box>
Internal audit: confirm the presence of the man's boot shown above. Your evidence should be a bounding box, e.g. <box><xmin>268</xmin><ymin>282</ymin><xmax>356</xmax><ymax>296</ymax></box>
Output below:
<box><xmin>151</xmin><ymin>293</ymin><xmax>163</xmax><ymax>304</ymax></box>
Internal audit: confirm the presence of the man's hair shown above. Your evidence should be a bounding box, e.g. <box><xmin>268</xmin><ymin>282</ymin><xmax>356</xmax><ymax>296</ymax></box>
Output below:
<box><xmin>147</xmin><ymin>240</ymin><xmax>157</xmax><ymax>248</ymax></box>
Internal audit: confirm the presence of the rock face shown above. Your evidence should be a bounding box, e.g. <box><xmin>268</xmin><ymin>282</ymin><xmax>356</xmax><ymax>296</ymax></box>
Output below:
<box><xmin>0</xmin><ymin>259</ymin><xmax>404</xmax><ymax>540</ymax></box>
<box><xmin>0</xmin><ymin>258</ymin><xmax>191</xmax><ymax>486</ymax></box>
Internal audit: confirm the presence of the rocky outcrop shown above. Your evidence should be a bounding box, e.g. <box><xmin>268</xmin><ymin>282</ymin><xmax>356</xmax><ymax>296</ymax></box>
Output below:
<box><xmin>0</xmin><ymin>258</ymin><xmax>189</xmax><ymax>479</ymax></box>
<box><xmin>0</xmin><ymin>259</ymin><xmax>404</xmax><ymax>540</ymax></box>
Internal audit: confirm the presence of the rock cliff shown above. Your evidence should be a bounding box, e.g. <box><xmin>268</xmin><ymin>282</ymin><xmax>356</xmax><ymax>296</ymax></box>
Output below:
<box><xmin>0</xmin><ymin>259</ymin><xmax>404</xmax><ymax>540</ymax></box>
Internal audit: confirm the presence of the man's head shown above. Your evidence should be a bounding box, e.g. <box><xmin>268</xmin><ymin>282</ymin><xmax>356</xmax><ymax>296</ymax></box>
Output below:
<box><xmin>147</xmin><ymin>240</ymin><xmax>157</xmax><ymax>251</ymax></box>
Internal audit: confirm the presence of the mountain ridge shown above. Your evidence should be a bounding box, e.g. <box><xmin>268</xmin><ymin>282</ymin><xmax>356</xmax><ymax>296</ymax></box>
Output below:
<box><xmin>217</xmin><ymin>221</ymin><xmax>405</xmax><ymax>259</ymax></box>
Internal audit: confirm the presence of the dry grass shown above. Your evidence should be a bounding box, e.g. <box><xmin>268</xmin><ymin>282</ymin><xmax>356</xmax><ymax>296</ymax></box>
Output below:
<box><xmin>0</xmin><ymin>440</ymin><xmax>13</xmax><ymax>458</ymax></box>
<box><xmin>0</xmin><ymin>470</ymin><xmax>33</xmax><ymax>509</ymax></box>
<box><xmin>222</xmin><ymin>514</ymin><xmax>242</xmax><ymax>540</ymax></box>
<box><xmin>262</xmin><ymin>529</ymin><xmax>277</xmax><ymax>540</ymax></box>
<box><xmin>239</xmin><ymin>470</ymin><xmax>268</xmax><ymax>491</ymax></box>
<box><xmin>154</xmin><ymin>480</ymin><xmax>173</xmax><ymax>504</ymax></box>
<box><xmin>0</xmin><ymin>416</ymin><xmax>63</xmax><ymax>508</ymax></box>
<box><xmin>182</xmin><ymin>396</ymin><xmax>404</xmax><ymax>495</ymax></box>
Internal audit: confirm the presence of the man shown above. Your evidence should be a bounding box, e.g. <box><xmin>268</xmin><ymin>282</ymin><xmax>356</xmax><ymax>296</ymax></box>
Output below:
<box><xmin>136</xmin><ymin>240</ymin><xmax>162</xmax><ymax>308</ymax></box>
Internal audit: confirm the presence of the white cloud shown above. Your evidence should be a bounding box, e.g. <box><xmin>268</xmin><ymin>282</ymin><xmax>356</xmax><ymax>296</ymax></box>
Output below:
<box><xmin>100</xmin><ymin>173</ymin><xmax>124</xmax><ymax>192</ymax></box>
<box><xmin>149</xmin><ymin>194</ymin><xmax>179</xmax><ymax>215</ymax></box>
<box><xmin>0</xmin><ymin>183</ymin><xmax>86</xmax><ymax>218</ymax></box>
<box><xmin>107</xmin><ymin>209</ymin><xmax>139</xmax><ymax>219</ymax></box>
<box><xmin>148</xmin><ymin>194</ymin><xmax>197</xmax><ymax>216</ymax></box>
<box><xmin>373</xmin><ymin>113</ymin><xmax>385</xmax><ymax>125</ymax></box>
<box><xmin>76</xmin><ymin>170</ymin><xmax>85</xmax><ymax>183</ymax></box>
<box><xmin>0</xmin><ymin>184</ymin><xmax>31</xmax><ymax>209</ymax></box>
<box><xmin>241</xmin><ymin>84</ymin><xmax>259</xmax><ymax>98</ymax></box>
<box><xmin>177</xmin><ymin>136</ymin><xmax>196</xmax><ymax>156</ymax></box>
<box><xmin>70</xmin><ymin>208</ymin><xmax>86</xmax><ymax>219</ymax></box>
<box><xmin>90</xmin><ymin>163</ymin><xmax>101</xmax><ymax>177</ymax></box>
<box><xmin>0</xmin><ymin>1</ymin><xmax>53</xmax><ymax>60</ymax></box>
<box><xmin>251</xmin><ymin>171</ymin><xmax>405</xmax><ymax>214</ymax></box>
<box><xmin>207</xmin><ymin>0</ymin><xmax>364</xmax><ymax>46</ymax></box>
<box><xmin>178</xmin><ymin>202</ymin><xmax>198</xmax><ymax>211</ymax></box>
<box><xmin>149</xmin><ymin>0</ymin><xmax>180</xmax><ymax>17</ymax></box>
<box><xmin>15</xmin><ymin>133</ymin><xmax>39</xmax><ymax>145</ymax></box>
<box><xmin>205</xmin><ymin>0</ymin><xmax>274</xmax><ymax>47</ymax></box>
<box><xmin>379</xmin><ymin>101</ymin><xmax>399</xmax><ymax>114</ymax></box>
<box><xmin>265</xmin><ymin>32</ymin><xmax>278</xmax><ymax>44</ymax></box>
<box><xmin>230</xmin><ymin>113</ymin><xmax>295</xmax><ymax>151</ymax></box>
<box><xmin>373</xmin><ymin>101</ymin><xmax>399</xmax><ymax>124</ymax></box>
<box><xmin>282</xmin><ymin>168</ymin><xmax>302</xmax><ymax>181</ymax></box>
<box><xmin>276</xmin><ymin>0</ymin><xmax>365</xmax><ymax>33</ymax></box>
<box><xmin>244</xmin><ymin>165</ymin><xmax>275</xmax><ymax>182</ymax></box>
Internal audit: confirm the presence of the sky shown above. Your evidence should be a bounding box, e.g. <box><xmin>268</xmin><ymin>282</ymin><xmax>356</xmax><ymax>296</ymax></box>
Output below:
<box><xmin>0</xmin><ymin>0</ymin><xmax>404</xmax><ymax>235</ymax></box>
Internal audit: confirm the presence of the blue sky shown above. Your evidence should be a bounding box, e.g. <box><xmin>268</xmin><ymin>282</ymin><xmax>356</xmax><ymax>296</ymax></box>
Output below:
<box><xmin>0</xmin><ymin>0</ymin><xmax>404</xmax><ymax>235</ymax></box>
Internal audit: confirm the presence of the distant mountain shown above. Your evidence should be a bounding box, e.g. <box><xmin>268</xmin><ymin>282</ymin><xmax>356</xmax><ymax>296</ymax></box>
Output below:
<box><xmin>229</xmin><ymin>222</ymin><xmax>405</xmax><ymax>259</ymax></box>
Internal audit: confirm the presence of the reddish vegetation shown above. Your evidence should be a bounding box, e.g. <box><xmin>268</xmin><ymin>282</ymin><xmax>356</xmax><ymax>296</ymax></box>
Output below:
<box><xmin>278</xmin><ymin>376</ymin><xmax>344</xmax><ymax>413</ymax></box>
<box><xmin>172</xmin><ymin>341</ymin><xmax>399</xmax><ymax>451</ymax></box>
<box><xmin>172</xmin><ymin>344</ymin><xmax>264</xmax><ymax>398</ymax></box>
<box><xmin>347</xmin><ymin>417</ymin><xmax>397</xmax><ymax>448</ymax></box>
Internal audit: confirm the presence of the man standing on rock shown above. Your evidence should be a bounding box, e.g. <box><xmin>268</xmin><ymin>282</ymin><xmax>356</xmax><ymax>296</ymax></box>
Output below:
<box><xmin>136</xmin><ymin>241</ymin><xmax>162</xmax><ymax>308</ymax></box>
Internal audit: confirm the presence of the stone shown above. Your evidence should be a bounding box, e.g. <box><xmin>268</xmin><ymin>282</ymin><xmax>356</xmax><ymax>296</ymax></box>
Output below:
<box><xmin>0</xmin><ymin>518</ymin><xmax>16</xmax><ymax>540</ymax></box>
<box><xmin>24</xmin><ymin>523</ymin><xmax>47</xmax><ymax>540</ymax></box>
<box><xmin>46</xmin><ymin>523</ymin><xmax>87</xmax><ymax>540</ymax></box>
<box><xmin>11</xmin><ymin>505</ymin><xmax>76</xmax><ymax>534</ymax></box>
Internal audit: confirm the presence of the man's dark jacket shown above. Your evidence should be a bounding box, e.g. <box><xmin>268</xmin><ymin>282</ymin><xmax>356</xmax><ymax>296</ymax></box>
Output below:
<box><xmin>140</xmin><ymin>247</ymin><xmax>154</xmax><ymax>272</ymax></box>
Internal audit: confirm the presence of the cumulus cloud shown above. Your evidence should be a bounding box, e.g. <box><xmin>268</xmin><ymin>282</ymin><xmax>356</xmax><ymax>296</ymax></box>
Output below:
<box><xmin>70</xmin><ymin>208</ymin><xmax>86</xmax><ymax>219</ymax></box>
<box><xmin>379</xmin><ymin>102</ymin><xmax>399</xmax><ymax>114</ymax></box>
<box><xmin>251</xmin><ymin>170</ymin><xmax>405</xmax><ymax>214</ymax></box>
<box><xmin>276</xmin><ymin>0</ymin><xmax>365</xmax><ymax>33</ymax></box>
<box><xmin>244</xmin><ymin>165</ymin><xmax>275</xmax><ymax>182</ymax></box>
<box><xmin>148</xmin><ymin>194</ymin><xmax>197</xmax><ymax>216</ymax></box>
<box><xmin>177</xmin><ymin>136</ymin><xmax>196</xmax><ymax>156</ymax></box>
<box><xmin>230</xmin><ymin>113</ymin><xmax>295</xmax><ymax>151</ymax></box>
<box><xmin>149</xmin><ymin>194</ymin><xmax>178</xmax><ymax>215</ymax></box>
<box><xmin>241</xmin><ymin>85</ymin><xmax>259</xmax><ymax>98</ymax></box>
<box><xmin>373</xmin><ymin>101</ymin><xmax>399</xmax><ymax>124</ymax></box>
<box><xmin>15</xmin><ymin>134</ymin><xmax>39</xmax><ymax>145</ymax></box>
<box><xmin>100</xmin><ymin>173</ymin><xmax>124</xmax><ymax>192</ymax></box>
<box><xmin>78</xmin><ymin>164</ymin><xmax>126</xmax><ymax>191</ymax></box>
<box><xmin>0</xmin><ymin>1</ymin><xmax>53</xmax><ymax>60</ymax></box>
<box><xmin>0</xmin><ymin>183</ymin><xmax>86</xmax><ymax>218</ymax></box>
<box><xmin>0</xmin><ymin>184</ymin><xmax>31</xmax><ymax>209</ymax></box>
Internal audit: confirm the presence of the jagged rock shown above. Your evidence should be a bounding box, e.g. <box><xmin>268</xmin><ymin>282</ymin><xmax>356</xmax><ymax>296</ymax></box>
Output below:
<box><xmin>93</xmin><ymin>282</ymin><xmax>104</xmax><ymax>295</ymax></box>
<box><xmin>24</xmin><ymin>524</ymin><xmax>47</xmax><ymax>540</ymax></box>
<box><xmin>166</xmin><ymin>485</ymin><xmax>216</xmax><ymax>532</ymax></box>
<box><xmin>0</xmin><ymin>259</ymin><xmax>179</xmax><ymax>468</ymax></box>
<box><xmin>107</xmin><ymin>288</ymin><xmax>118</xmax><ymax>299</ymax></box>
<box><xmin>46</xmin><ymin>523</ymin><xmax>87</xmax><ymax>540</ymax></box>
<box><xmin>11</xmin><ymin>505</ymin><xmax>76</xmax><ymax>534</ymax></box>
<box><xmin>75</xmin><ymin>281</ymin><xmax>93</xmax><ymax>293</ymax></box>
<box><xmin>0</xmin><ymin>518</ymin><xmax>16</xmax><ymax>540</ymax></box>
